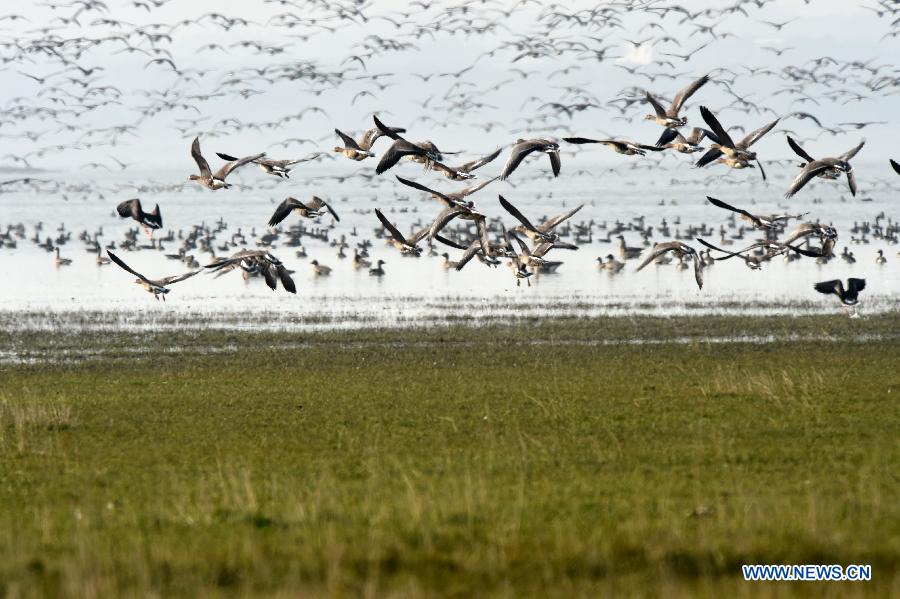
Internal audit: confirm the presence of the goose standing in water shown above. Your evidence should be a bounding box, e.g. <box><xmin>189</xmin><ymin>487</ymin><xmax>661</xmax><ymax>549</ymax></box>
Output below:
<box><xmin>784</xmin><ymin>137</ymin><xmax>865</xmax><ymax>198</ymax></box>
<box><xmin>116</xmin><ymin>198</ymin><xmax>162</xmax><ymax>237</ymax></box>
<box><xmin>369</xmin><ymin>259</ymin><xmax>386</xmax><ymax>277</ymax></box>
<box><xmin>188</xmin><ymin>136</ymin><xmax>264</xmax><ymax>190</ymax></box>
<box><xmin>499</xmin><ymin>139</ymin><xmax>561</xmax><ymax>180</ymax></box>
<box><xmin>54</xmin><ymin>247</ymin><xmax>72</xmax><ymax>267</ymax></box>
<box><xmin>617</xmin><ymin>235</ymin><xmax>643</xmax><ymax>260</ymax></box>
<box><xmin>310</xmin><ymin>260</ymin><xmax>332</xmax><ymax>276</ymax></box>
<box><xmin>107</xmin><ymin>250</ymin><xmax>200</xmax><ymax>300</ymax></box>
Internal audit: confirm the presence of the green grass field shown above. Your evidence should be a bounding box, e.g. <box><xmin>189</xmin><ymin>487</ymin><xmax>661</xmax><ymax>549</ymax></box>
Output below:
<box><xmin>1</xmin><ymin>315</ymin><xmax>898</xmax><ymax>597</ymax></box>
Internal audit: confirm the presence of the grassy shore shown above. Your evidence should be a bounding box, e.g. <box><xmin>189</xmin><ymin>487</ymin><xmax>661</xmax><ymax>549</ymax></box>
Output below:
<box><xmin>0</xmin><ymin>315</ymin><xmax>898</xmax><ymax>596</ymax></box>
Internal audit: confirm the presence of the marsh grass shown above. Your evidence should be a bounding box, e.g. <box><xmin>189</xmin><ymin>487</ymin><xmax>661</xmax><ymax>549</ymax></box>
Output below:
<box><xmin>0</xmin><ymin>316</ymin><xmax>897</xmax><ymax>596</ymax></box>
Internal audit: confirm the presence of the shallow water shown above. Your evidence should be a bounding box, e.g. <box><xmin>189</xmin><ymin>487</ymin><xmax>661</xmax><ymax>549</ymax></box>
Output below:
<box><xmin>1</xmin><ymin>165</ymin><xmax>897</xmax><ymax>325</ymax></box>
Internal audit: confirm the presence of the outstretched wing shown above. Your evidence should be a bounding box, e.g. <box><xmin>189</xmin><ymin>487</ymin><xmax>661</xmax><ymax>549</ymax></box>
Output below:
<box><xmin>191</xmin><ymin>137</ymin><xmax>212</xmax><ymax>178</ymax></box>
<box><xmin>738</xmin><ymin>118</ymin><xmax>779</xmax><ymax>149</ymax></box>
<box><xmin>814</xmin><ymin>279</ymin><xmax>842</xmax><ymax>296</ymax></box>
<box><xmin>540</xmin><ymin>204</ymin><xmax>583</xmax><ymax>232</ymax></box>
<box><xmin>499</xmin><ymin>195</ymin><xmax>539</xmax><ymax>233</ymax></box>
<box><xmin>644</xmin><ymin>92</ymin><xmax>667</xmax><ymax>118</ymax></box>
<box><xmin>840</xmin><ymin>139</ymin><xmax>865</xmax><ymax>162</ymax></box>
<box><xmin>374</xmin><ymin>208</ymin><xmax>409</xmax><ymax>245</ymax></box>
<box><xmin>116</xmin><ymin>198</ymin><xmax>140</xmax><ymax>220</ymax></box>
<box><xmin>307</xmin><ymin>196</ymin><xmax>340</xmax><ymax>221</ymax></box>
<box><xmin>268</xmin><ymin>198</ymin><xmax>304</xmax><ymax>227</ymax></box>
<box><xmin>891</xmin><ymin>159</ymin><xmax>900</xmax><ymax>175</ymax></box>
<box><xmin>500</xmin><ymin>141</ymin><xmax>539</xmax><ymax>180</ymax></box>
<box><xmin>786</xmin><ymin>136</ymin><xmax>815</xmax><ymax>163</ymax></box>
<box><xmin>214</xmin><ymin>152</ymin><xmax>265</xmax><ymax>180</ymax></box>
<box><xmin>159</xmin><ymin>269</ymin><xmax>201</xmax><ymax>286</ymax></box>
<box><xmin>107</xmin><ymin>250</ymin><xmax>153</xmax><ymax>285</ymax></box>
<box><xmin>699</xmin><ymin>106</ymin><xmax>735</xmax><ymax>148</ymax></box>
<box><xmin>847</xmin><ymin>278</ymin><xmax>866</xmax><ymax>295</ymax></box>
<box><xmin>458</xmin><ymin>148</ymin><xmax>502</xmax><ymax>172</ymax></box>
<box><xmin>706</xmin><ymin>196</ymin><xmax>754</xmax><ymax>221</ymax></box>
<box><xmin>785</xmin><ymin>161</ymin><xmax>835</xmax><ymax>198</ymax></box>
<box><xmin>334</xmin><ymin>128</ymin><xmax>361</xmax><ymax>150</ymax></box>
<box><xmin>395</xmin><ymin>175</ymin><xmax>451</xmax><ymax>203</ymax></box>
<box><xmin>669</xmin><ymin>73</ymin><xmax>709</xmax><ymax>116</ymax></box>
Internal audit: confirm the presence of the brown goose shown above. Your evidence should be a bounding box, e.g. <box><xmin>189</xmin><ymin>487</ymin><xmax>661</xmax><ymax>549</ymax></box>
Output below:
<box><xmin>333</xmin><ymin>123</ymin><xmax>406</xmax><ymax>161</ymax></box>
<box><xmin>215</xmin><ymin>152</ymin><xmax>322</xmax><ymax>178</ymax></box>
<box><xmin>188</xmin><ymin>137</ymin><xmax>263</xmax><ymax>190</ymax></box>
<box><xmin>395</xmin><ymin>175</ymin><xmax>495</xmax><ymax>237</ymax></box>
<box><xmin>429</xmin><ymin>148</ymin><xmax>502</xmax><ymax>181</ymax></box>
<box><xmin>644</xmin><ymin>73</ymin><xmax>710</xmax><ymax>128</ymax></box>
<box><xmin>706</xmin><ymin>196</ymin><xmax>806</xmax><ymax>229</ymax></box>
<box><xmin>268</xmin><ymin>197</ymin><xmax>340</xmax><ymax>226</ymax></box>
<box><xmin>108</xmin><ymin>250</ymin><xmax>200</xmax><ymax>300</ymax></box>
<box><xmin>116</xmin><ymin>198</ymin><xmax>162</xmax><ymax>235</ymax></box>
<box><xmin>375</xmin><ymin>208</ymin><xmax>429</xmax><ymax>256</ymax></box>
<box><xmin>784</xmin><ymin>137</ymin><xmax>865</xmax><ymax>198</ymax></box>
<box><xmin>564</xmin><ymin>137</ymin><xmax>663</xmax><ymax>156</ymax></box>
<box><xmin>204</xmin><ymin>249</ymin><xmax>296</xmax><ymax>293</ymax></box>
<box><xmin>635</xmin><ymin>241</ymin><xmax>704</xmax><ymax>289</ymax></box>
<box><xmin>696</xmin><ymin>107</ymin><xmax>778</xmax><ymax>179</ymax></box>
<box><xmin>499</xmin><ymin>139</ymin><xmax>560</xmax><ymax>180</ymax></box>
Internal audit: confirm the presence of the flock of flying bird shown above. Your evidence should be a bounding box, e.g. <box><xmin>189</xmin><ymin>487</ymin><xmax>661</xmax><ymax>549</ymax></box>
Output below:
<box><xmin>2</xmin><ymin>0</ymin><xmax>900</xmax><ymax>313</ymax></box>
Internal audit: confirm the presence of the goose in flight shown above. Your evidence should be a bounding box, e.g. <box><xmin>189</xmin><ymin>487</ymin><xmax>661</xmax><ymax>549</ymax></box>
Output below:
<box><xmin>656</xmin><ymin>127</ymin><xmax>708</xmax><ymax>153</ymax></box>
<box><xmin>502</xmin><ymin>227</ymin><xmax>533</xmax><ymax>287</ymax></box>
<box><xmin>116</xmin><ymin>198</ymin><xmax>162</xmax><ymax>236</ymax></box>
<box><xmin>706</xmin><ymin>196</ymin><xmax>807</xmax><ymax>230</ymax></box>
<box><xmin>500</xmin><ymin>139</ymin><xmax>561</xmax><ymax>180</ymax></box>
<box><xmin>268</xmin><ymin>196</ymin><xmax>340</xmax><ymax>226</ymax></box>
<box><xmin>564</xmin><ymin>137</ymin><xmax>663</xmax><ymax>156</ymax></box>
<box><xmin>430</xmin><ymin>148</ymin><xmax>502</xmax><ymax>181</ymax></box>
<box><xmin>374</xmin><ymin>208</ymin><xmax>430</xmax><ymax>256</ymax></box>
<box><xmin>644</xmin><ymin>73</ymin><xmax>710</xmax><ymax>128</ymax></box>
<box><xmin>395</xmin><ymin>175</ymin><xmax>495</xmax><ymax>237</ymax></box>
<box><xmin>188</xmin><ymin>137</ymin><xmax>264</xmax><ymax>190</ymax></box>
<box><xmin>815</xmin><ymin>278</ymin><xmax>866</xmax><ymax>314</ymax></box>
<box><xmin>372</xmin><ymin>115</ymin><xmax>442</xmax><ymax>174</ymax></box>
<box><xmin>107</xmin><ymin>250</ymin><xmax>200</xmax><ymax>300</ymax></box>
<box><xmin>215</xmin><ymin>152</ymin><xmax>322</xmax><ymax>179</ymax></box>
<box><xmin>695</xmin><ymin>107</ymin><xmax>778</xmax><ymax>179</ymax></box>
<box><xmin>204</xmin><ymin>249</ymin><xmax>296</xmax><ymax>293</ymax></box>
<box><xmin>499</xmin><ymin>195</ymin><xmax>583</xmax><ymax>244</ymax></box>
<box><xmin>784</xmin><ymin>137</ymin><xmax>865</xmax><ymax>198</ymax></box>
<box><xmin>635</xmin><ymin>241</ymin><xmax>704</xmax><ymax>289</ymax></box>
<box><xmin>333</xmin><ymin>123</ymin><xmax>406</xmax><ymax>161</ymax></box>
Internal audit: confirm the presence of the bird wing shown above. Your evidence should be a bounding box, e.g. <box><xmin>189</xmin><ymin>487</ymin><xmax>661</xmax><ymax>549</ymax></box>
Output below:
<box><xmin>786</xmin><ymin>136</ymin><xmax>815</xmax><ymax>163</ymax></box>
<box><xmin>191</xmin><ymin>136</ymin><xmax>212</xmax><ymax>178</ymax></box>
<box><xmin>840</xmin><ymin>139</ymin><xmax>865</xmax><ymax>162</ymax></box>
<box><xmin>307</xmin><ymin>196</ymin><xmax>340</xmax><ymax>221</ymax></box>
<box><xmin>147</xmin><ymin>203</ymin><xmax>162</xmax><ymax>228</ymax></box>
<box><xmin>373</xmin><ymin>115</ymin><xmax>403</xmax><ymax>140</ymax></box>
<box><xmin>507</xmin><ymin>230</ymin><xmax>530</xmax><ymax>255</ymax></box>
<box><xmin>814</xmin><ymin>279</ymin><xmax>842</xmax><ymax>296</ymax></box>
<box><xmin>562</xmin><ymin>137</ymin><xmax>602</xmax><ymax>144</ymax></box>
<box><xmin>737</xmin><ymin>118</ymin><xmax>779</xmax><ymax>149</ymax></box>
<box><xmin>459</xmin><ymin>176</ymin><xmax>498</xmax><ymax>198</ymax></box>
<box><xmin>458</xmin><ymin>148</ymin><xmax>502</xmax><ymax>172</ymax></box>
<box><xmin>644</xmin><ymin>91</ymin><xmax>667</xmax><ymax>118</ymax></box>
<box><xmin>499</xmin><ymin>195</ymin><xmax>539</xmax><ymax>233</ymax></box>
<box><xmin>635</xmin><ymin>243</ymin><xmax>675</xmax><ymax>271</ymax></box>
<box><xmin>500</xmin><ymin>141</ymin><xmax>539</xmax><ymax>180</ymax></box>
<box><xmin>375</xmin><ymin>140</ymin><xmax>421</xmax><ymax>174</ymax></box>
<box><xmin>548</xmin><ymin>149</ymin><xmax>561</xmax><ymax>176</ymax></box>
<box><xmin>785</xmin><ymin>161</ymin><xmax>835</xmax><ymax>198</ymax></box>
<box><xmin>891</xmin><ymin>159</ymin><xmax>900</xmax><ymax>175</ymax></box>
<box><xmin>695</xmin><ymin>147</ymin><xmax>723</xmax><ymax>168</ymax></box>
<box><xmin>107</xmin><ymin>250</ymin><xmax>153</xmax><ymax>285</ymax></box>
<box><xmin>374</xmin><ymin>208</ymin><xmax>409</xmax><ymax>245</ymax></box>
<box><xmin>395</xmin><ymin>175</ymin><xmax>451</xmax><ymax>203</ymax></box>
<box><xmin>276</xmin><ymin>264</ymin><xmax>297</xmax><ymax>294</ymax></box>
<box><xmin>669</xmin><ymin>73</ymin><xmax>709</xmax><ymax>116</ymax></box>
<box><xmin>159</xmin><ymin>269</ymin><xmax>202</xmax><ymax>286</ymax></box>
<box><xmin>455</xmin><ymin>239</ymin><xmax>482</xmax><ymax>271</ymax></box>
<box><xmin>691</xmin><ymin>252</ymin><xmax>704</xmax><ymax>290</ymax></box>
<box><xmin>116</xmin><ymin>198</ymin><xmax>140</xmax><ymax>220</ymax></box>
<box><xmin>846</xmin><ymin>168</ymin><xmax>857</xmax><ymax>197</ymax></box>
<box><xmin>214</xmin><ymin>152</ymin><xmax>265</xmax><ymax>180</ymax></box>
<box><xmin>433</xmin><ymin>234</ymin><xmax>468</xmax><ymax>251</ymax></box>
<box><xmin>268</xmin><ymin>197</ymin><xmax>303</xmax><ymax>227</ymax></box>
<box><xmin>655</xmin><ymin>127</ymin><xmax>679</xmax><ymax>146</ymax></box>
<box><xmin>706</xmin><ymin>196</ymin><xmax>759</xmax><ymax>225</ymax></box>
<box><xmin>540</xmin><ymin>204</ymin><xmax>583</xmax><ymax>232</ymax></box>
<box><xmin>429</xmin><ymin>206</ymin><xmax>465</xmax><ymax>238</ymax></box>
<box><xmin>848</xmin><ymin>278</ymin><xmax>866</xmax><ymax>295</ymax></box>
<box><xmin>334</xmin><ymin>128</ymin><xmax>361</xmax><ymax>150</ymax></box>
<box><xmin>699</xmin><ymin>106</ymin><xmax>735</xmax><ymax>148</ymax></box>
<box><xmin>215</xmin><ymin>152</ymin><xmax>241</xmax><ymax>162</ymax></box>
